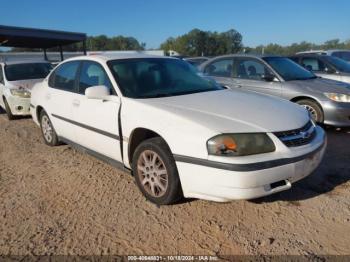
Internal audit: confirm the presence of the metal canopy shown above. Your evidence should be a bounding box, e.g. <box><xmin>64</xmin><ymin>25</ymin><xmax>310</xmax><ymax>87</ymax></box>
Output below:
<box><xmin>0</xmin><ymin>25</ymin><xmax>87</xmax><ymax>49</ymax></box>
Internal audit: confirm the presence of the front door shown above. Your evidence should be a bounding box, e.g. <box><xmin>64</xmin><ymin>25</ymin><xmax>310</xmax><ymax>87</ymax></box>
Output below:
<box><xmin>72</xmin><ymin>61</ymin><xmax>122</xmax><ymax>162</ymax></box>
<box><xmin>232</xmin><ymin>57</ymin><xmax>282</xmax><ymax>97</ymax></box>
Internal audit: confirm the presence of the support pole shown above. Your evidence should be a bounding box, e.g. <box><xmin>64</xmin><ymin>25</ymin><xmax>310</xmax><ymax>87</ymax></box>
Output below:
<box><xmin>43</xmin><ymin>48</ymin><xmax>48</xmax><ymax>61</ymax></box>
<box><xmin>83</xmin><ymin>40</ymin><xmax>87</xmax><ymax>55</ymax></box>
<box><xmin>59</xmin><ymin>45</ymin><xmax>64</xmax><ymax>61</ymax></box>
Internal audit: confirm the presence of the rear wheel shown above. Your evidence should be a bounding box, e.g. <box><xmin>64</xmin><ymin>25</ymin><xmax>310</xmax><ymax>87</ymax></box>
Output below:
<box><xmin>3</xmin><ymin>98</ymin><xmax>15</xmax><ymax>120</ymax></box>
<box><xmin>40</xmin><ymin>110</ymin><xmax>59</xmax><ymax>146</ymax></box>
<box><xmin>296</xmin><ymin>99</ymin><xmax>324</xmax><ymax>123</ymax></box>
<box><xmin>132</xmin><ymin>137</ymin><xmax>183</xmax><ymax>205</ymax></box>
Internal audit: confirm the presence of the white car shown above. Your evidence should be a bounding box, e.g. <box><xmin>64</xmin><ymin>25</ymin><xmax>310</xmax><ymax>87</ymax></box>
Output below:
<box><xmin>30</xmin><ymin>54</ymin><xmax>326</xmax><ymax>205</ymax></box>
<box><xmin>0</xmin><ymin>60</ymin><xmax>52</xmax><ymax>120</ymax></box>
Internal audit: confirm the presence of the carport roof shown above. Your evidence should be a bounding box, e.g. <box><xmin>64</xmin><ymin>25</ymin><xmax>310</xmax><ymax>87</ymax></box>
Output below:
<box><xmin>0</xmin><ymin>25</ymin><xmax>86</xmax><ymax>49</ymax></box>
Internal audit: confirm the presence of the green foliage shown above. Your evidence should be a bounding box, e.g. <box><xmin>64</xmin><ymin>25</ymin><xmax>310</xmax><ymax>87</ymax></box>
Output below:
<box><xmin>246</xmin><ymin>39</ymin><xmax>350</xmax><ymax>56</ymax></box>
<box><xmin>160</xmin><ymin>28</ymin><xmax>243</xmax><ymax>56</ymax></box>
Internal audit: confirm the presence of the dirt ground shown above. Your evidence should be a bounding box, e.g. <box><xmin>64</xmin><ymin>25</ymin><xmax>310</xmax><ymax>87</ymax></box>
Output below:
<box><xmin>0</xmin><ymin>111</ymin><xmax>349</xmax><ymax>256</ymax></box>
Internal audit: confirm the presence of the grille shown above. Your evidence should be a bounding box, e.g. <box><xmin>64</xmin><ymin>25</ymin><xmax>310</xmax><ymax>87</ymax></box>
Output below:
<box><xmin>274</xmin><ymin>121</ymin><xmax>316</xmax><ymax>147</ymax></box>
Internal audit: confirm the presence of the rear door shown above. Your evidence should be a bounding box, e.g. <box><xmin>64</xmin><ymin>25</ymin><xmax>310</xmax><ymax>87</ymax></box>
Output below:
<box><xmin>72</xmin><ymin>60</ymin><xmax>122</xmax><ymax>162</ymax></box>
<box><xmin>45</xmin><ymin>61</ymin><xmax>81</xmax><ymax>142</ymax></box>
<box><xmin>232</xmin><ymin>57</ymin><xmax>282</xmax><ymax>97</ymax></box>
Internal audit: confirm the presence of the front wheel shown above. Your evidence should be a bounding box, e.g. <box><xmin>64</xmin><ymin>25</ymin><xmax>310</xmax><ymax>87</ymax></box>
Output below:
<box><xmin>296</xmin><ymin>99</ymin><xmax>324</xmax><ymax>123</ymax></box>
<box><xmin>40</xmin><ymin>110</ymin><xmax>59</xmax><ymax>146</ymax></box>
<box><xmin>132</xmin><ymin>137</ymin><xmax>183</xmax><ymax>205</ymax></box>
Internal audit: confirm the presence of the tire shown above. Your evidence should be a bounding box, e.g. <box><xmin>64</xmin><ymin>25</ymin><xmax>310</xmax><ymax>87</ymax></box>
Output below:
<box><xmin>39</xmin><ymin>110</ymin><xmax>59</xmax><ymax>146</ymax></box>
<box><xmin>296</xmin><ymin>99</ymin><xmax>324</xmax><ymax>123</ymax></box>
<box><xmin>3</xmin><ymin>98</ymin><xmax>15</xmax><ymax>120</ymax></box>
<box><xmin>132</xmin><ymin>137</ymin><xmax>183</xmax><ymax>205</ymax></box>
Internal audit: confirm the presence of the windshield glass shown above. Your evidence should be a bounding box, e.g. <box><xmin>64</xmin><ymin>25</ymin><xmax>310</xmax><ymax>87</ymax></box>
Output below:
<box><xmin>263</xmin><ymin>57</ymin><xmax>317</xmax><ymax>81</ymax></box>
<box><xmin>107</xmin><ymin>58</ymin><xmax>223</xmax><ymax>98</ymax></box>
<box><xmin>324</xmin><ymin>56</ymin><xmax>350</xmax><ymax>73</ymax></box>
<box><xmin>5</xmin><ymin>63</ymin><xmax>52</xmax><ymax>81</ymax></box>
<box><xmin>333</xmin><ymin>51</ymin><xmax>350</xmax><ymax>62</ymax></box>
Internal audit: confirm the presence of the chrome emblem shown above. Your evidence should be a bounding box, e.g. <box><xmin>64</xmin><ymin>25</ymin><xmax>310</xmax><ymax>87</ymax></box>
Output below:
<box><xmin>300</xmin><ymin>129</ymin><xmax>312</xmax><ymax>139</ymax></box>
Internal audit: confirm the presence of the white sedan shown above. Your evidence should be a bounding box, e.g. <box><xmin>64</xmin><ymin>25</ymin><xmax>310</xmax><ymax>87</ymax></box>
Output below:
<box><xmin>30</xmin><ymin>54</ymin><xmax>326</xmax><ymax>205</ymax></box>
<box><xmin>0</xmin><ymin>60</ymin><xmax>52</xmax><ymax>120</ymax></box>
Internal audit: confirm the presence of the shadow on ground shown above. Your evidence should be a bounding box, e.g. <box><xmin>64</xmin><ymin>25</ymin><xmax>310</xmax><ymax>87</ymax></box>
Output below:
<box><xmin>253</xmin><ymin>126</ymin><xmax>350</xmax><ymax>203</ymax></box>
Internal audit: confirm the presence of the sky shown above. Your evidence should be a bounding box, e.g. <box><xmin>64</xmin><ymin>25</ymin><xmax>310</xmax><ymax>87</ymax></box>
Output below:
<box><xmin>1</xmin><ymin>0</ymin><xmax>349</xmax><ymax>49</ymax></box>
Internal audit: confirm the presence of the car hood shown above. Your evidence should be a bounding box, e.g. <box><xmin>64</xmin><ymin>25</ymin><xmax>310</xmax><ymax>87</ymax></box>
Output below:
<box><xmin>138</xmin><ymin>89</ymin><xmax>309</xmax><ymax>133</ymax></box>
<box><xmin>7</xmin><ymin>79</ymin><xmax>44</xmax><ymax>90</ymax></box>
<box><xmin>289</xmin><ymin>78</ymin><xmax>350</xmax><ymax>95</ymax></box>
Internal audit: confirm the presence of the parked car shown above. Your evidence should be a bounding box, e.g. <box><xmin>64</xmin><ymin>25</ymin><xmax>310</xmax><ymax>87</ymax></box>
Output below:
<box><xmin>0</xmin><ymin>60</ymin><xmax>52</xmax><ymax>120</ymax></box>
<box><xmin>184</xmin><ymin>57</ymin><xmax>209</xmax><ymax>67</ymax></box>
<box><xmin>30</xmin><ymin>54</ymin><xmax>326</xmax><ymax>205</ymax></box>
<box><xmin>289</xmin><ymin>54</ymin><xmax>350</xmax><ymax>84</ymax></box>
<box><xmin>200</xmin><ymin>54</ymin><xmax>350</xmax><ymax>126</ymax></box>
<box><xmin>296</xmin><ymin>50</ymin><xmax>350</xmax><ymax>63</ymax></box>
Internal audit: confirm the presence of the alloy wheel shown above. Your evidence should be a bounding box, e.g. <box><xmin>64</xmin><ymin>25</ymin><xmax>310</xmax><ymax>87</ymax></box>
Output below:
<box><xmin>137</xmin><ymin>150</ymin><xmax>169</xmax><ymax>198</ymax></box>
<box><xmin>302</xmin><ymin>104</ymin><xmax>318</xmax><ymax>121</ymax></box>
<box><xmin>41</xmin><ymin>115</ymin><xmax>53</xmax><ymax>143</ymax></box>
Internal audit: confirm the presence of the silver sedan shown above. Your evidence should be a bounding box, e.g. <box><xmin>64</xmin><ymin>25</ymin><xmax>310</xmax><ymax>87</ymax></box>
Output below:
<box><xmin>199</xmin><ymin>54</ymin><xmax>350</xmax><ymax>127</ymax></box>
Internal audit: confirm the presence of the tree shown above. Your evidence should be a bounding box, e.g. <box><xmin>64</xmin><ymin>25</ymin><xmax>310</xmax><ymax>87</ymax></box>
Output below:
<box><xmin>160</xmin><ymin>28</ymin><xmax>243</xmax><ymax>56</ymax></box>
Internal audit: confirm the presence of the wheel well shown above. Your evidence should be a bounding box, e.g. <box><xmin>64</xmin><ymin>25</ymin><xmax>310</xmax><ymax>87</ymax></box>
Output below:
<box><xmin>128</xmin><ymin>128</ymin><xmax>162</xmax><ymax>164</ymax></box>
<box><xmin>290</xmin><ymin>96</ymin><xmax>323</xmax><ymax>111</ymax></box>
<box><xmin>290</xmin><ymin>96</ymin><xmax>324</xmax><ymax>120</ymax></box>
<box><xmin>36</xmin><ymin>106</ymin><xmax>44</xmax><ymax>121</ymax></box>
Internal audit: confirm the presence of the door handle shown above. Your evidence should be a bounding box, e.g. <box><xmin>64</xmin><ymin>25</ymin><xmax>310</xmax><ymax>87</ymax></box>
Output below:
<box><xmin>45</xmin><ymin>93</ymin><xmax>51</xmax><ymax>100</ymax></box>
<box><xmin>72</xmin><ymin>100</ymin><xmax>80</xmax><ymax>107</ymax></box>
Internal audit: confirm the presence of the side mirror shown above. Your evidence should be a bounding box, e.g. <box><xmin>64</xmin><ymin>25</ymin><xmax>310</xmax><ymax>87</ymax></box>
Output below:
<box><xmin>85</xmin><ymin>85</ymin><xmax>110</xmax><ymax>99</ymax></box>
<box><xmin>261</xmin><ymin>74</ymin><xmax>276</xmax><ymax>82</ymax></box>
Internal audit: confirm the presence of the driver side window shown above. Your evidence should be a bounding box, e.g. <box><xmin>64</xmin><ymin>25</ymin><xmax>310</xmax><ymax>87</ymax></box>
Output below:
<box><xmin>204</xmin><ymin>59</ymin><xmax>233</xmax><ymax>77</ymax></box>
<box><xmin>234</xmin><ymin>58</ymin><xmax>271</xmax><ymax>81</ymax></box>
<box><xmin>78</xmin><ymin>61</ymin><xmax>114</xmax><ymax>95</ymax></box>
<box><xmin>301</xmin><ymin>58</ymin><xmax>326</xmax><ymax>72</ymax></box>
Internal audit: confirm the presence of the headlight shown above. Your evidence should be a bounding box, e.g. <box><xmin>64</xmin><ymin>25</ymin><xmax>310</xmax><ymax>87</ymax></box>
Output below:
<box><xmin>324</xmin><ymin>93</ymin><xmax>350</xmax><ymax>103</ymax></box>
<box><xmin>10</xmin><ymin>89</ymin><xmax>31</xmax><ymax>98</ymax></box>
<box><xmin>207</xmin><ymin>133</ymin><xmax>276</xmax><ymax>156</ymax></box>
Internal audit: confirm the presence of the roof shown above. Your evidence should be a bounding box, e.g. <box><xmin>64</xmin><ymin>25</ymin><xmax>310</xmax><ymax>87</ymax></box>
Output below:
<box><xmin>1</xmin><ymin>59</ymin><xmax>51</xmax><ymax>65</ymax></box>
<box><xmin>0</xmin><ymin>25</ymin><xmax>86</xmax><ymax>49</ymax></box>
<box><xmin>291</xmin><ymin>53</ymin><xmax>330</xmax><ymax>58</ymax></box>
<box><xmin>296</xmin><ymin>50</ymin><xmax>326</xmax><ymax>55</ymax></box>
<box><xmin>64</xmin><ymin>53</ymin><xmax>175</xmax><ymax>63</ymax></box>
<box><xmin>208</xmin><ymin>54</ymin><xmax>282</xmax><ymax>60</ymax></box>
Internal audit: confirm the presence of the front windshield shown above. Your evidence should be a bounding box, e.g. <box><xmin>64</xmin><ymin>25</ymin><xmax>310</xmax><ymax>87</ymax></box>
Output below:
<box><xmin>333</xmin><ymin>51</ymin><xmax>350</xmax><ymax>62</ymax></box>
<box><xmin>263</xmin><ymin>57</ymin><xmax>317</xmax><ymax>81</ymax></box>
<box><xmin>107</xmin><ymin>58</ymin><xmax>223</xmax><ymax>98</ymax></box>
<box><xmin>5</xmin><ymin>63</ymin><xmax>52</xmax><ymax>81</ymax></box>
<box><xmin>324</xmin><ymin>56</ymin><xmax>350</xmax><ymax>73</ymax></box>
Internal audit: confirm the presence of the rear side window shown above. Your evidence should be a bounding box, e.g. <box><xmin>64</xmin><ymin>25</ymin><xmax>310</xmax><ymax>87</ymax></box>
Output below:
<box><xmin>0</xmin><ymin>65</ymin><xmax>4</xmax><ymax>84</ymax></box>
<box><xmin>78</xmin><ymin>61</ymin><xmax>113</xmax><ymax>95</ymax></box>
<box><xmin>301</xmin><ymin>58</ymin><xmax>326</xmax><ymax>72</ymax></box>
<box><xmin>204</xmin><ymin>59</ymin><xmax>233</xmax><ymax>77</ymax></box>
<box><xmin>49</xmin><ymin>61</ymin><xmax>80</xmax><ymax>91</ymax></box>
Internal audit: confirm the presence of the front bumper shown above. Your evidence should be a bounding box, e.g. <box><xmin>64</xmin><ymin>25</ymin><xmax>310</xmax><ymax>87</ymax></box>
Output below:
<box><xmin>322</xmin><ymin>100</ymin><xmax>350</xmax><ymax>127</ymax></box>
<box><xmin>6</xmin><ymin>95</ymin><xmax>31</xmax><ymax>116</ymax></box>
<box><xmin>175</xmin><ymin>126</ymin><xmax>326</xmax><ymax>202</ymax></box>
